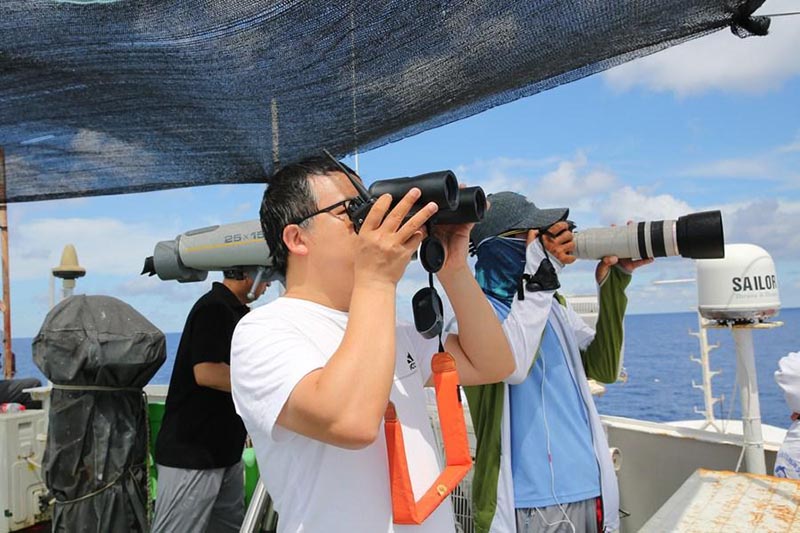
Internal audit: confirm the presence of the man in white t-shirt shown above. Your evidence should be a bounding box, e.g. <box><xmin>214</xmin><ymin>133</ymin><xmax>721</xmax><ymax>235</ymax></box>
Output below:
<box><xmin>230</xmin><ymin>156</ymin><xmax>515</xmax><ymax>532</ymax></box>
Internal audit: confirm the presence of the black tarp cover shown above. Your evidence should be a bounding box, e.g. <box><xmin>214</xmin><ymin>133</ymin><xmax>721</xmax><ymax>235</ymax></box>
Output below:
<box><xmin>33</xmin><ymin>295</ymin><xmax>165</xmax><ymax>533</ymax></box>
<box><xmin>0</xmin><ymin>0</ymin><xmax>768</xmax><ymax>202</ymax></box>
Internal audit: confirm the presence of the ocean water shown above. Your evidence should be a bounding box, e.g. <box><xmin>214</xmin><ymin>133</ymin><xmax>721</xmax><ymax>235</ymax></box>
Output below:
<box><xmin>9</xmin><ymin>308</ymin><xmax>800</xmax><ymax>429</ymax></box>
<box><xmin>593</xmin><ymin>308</ymin><xmax>799</xmax><ymax>429</ymax></box>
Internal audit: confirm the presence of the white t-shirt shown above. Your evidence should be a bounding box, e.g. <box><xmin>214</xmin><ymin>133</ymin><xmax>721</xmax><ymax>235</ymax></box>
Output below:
<box><xmin>230</xmin><ymin>297</ymin><xmax>456</xmax><ymax>533</ymax></box>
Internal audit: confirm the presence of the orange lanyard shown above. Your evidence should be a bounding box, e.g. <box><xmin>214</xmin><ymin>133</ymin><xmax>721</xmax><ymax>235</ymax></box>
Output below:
<box><xmin>384</xmin><ymin>352</ymin><xmax>473</xmax><ymax>524</ymax></box>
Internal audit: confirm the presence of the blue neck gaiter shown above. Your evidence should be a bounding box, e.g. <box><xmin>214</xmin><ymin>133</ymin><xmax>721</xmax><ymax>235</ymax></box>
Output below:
<box><xmin>475</xmin><ymin>237</ymin><xmax>526</xmax><ymax>306</ymax></box>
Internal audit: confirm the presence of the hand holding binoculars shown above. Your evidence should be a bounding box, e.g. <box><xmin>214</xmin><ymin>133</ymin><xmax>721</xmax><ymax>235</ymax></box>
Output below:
<box><xmin>322</xmin><ymin>150</ymin><xmax>487</xmax><ymax>339</ymax></box>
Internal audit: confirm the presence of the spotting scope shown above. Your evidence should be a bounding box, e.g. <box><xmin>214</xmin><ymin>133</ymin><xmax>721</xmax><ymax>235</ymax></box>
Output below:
<box><xmin>572</xmin><ymin>210</ymin><xmax>725</xmax><ymax>261</ymax></box>
<box><xmin>142</xmin><ymin>220</ymin><xmax>275</xmax><ymax>283</ymax></box>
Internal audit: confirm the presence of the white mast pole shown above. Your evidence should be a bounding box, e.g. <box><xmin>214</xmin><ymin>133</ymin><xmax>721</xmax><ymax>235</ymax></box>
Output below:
<box><xmin>732</xmin><ymin>325</ymin><xmax>766</xmax><ymax>475</ymax></box>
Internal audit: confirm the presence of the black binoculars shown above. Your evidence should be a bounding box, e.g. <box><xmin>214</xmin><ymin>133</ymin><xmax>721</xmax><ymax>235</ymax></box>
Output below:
<box><xmin>347</xmin><ymin>171</ymin><xmax>486</xmax><ymax>233</ymax></box>
<box><xmin>323</xmin><ymin>150</ymin><xmax>486</xmax><ymax>339</ymax></box>
<box><xmin>321</xmin><ymin>149</ymin><xmax>486</xmax><ymax>273</ymax></box>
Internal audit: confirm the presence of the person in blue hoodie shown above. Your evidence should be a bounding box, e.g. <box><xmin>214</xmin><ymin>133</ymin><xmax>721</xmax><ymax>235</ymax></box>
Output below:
<box><xmin>462</xmin><ymin>192</ymin><xmax>651</xmax><ymax>533</ymax></box>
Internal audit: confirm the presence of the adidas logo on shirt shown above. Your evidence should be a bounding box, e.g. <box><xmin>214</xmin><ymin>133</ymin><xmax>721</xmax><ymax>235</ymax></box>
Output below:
<box><xmin>406</xmin><ymin>353</ymin><xmax>417</xmax><ymax>371</ymax></box>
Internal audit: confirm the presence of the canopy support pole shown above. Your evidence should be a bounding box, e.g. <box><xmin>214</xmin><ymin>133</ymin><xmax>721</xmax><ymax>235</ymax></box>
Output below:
<box><xmin>0</xmin><ymin>147</ymin><xmax>13</xmax><ymax>379</ymax></box>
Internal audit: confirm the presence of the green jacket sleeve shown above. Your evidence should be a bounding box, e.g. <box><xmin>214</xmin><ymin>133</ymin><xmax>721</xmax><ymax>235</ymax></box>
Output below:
<box><xmin>580</xmin><ymin>266</ymin><xmax>631</xmax><ymax>384</ymax></box>
<box><xmin>463</xmin><ymin>383</ymin><xmax>505</xmax><ymax>533</ymax></box>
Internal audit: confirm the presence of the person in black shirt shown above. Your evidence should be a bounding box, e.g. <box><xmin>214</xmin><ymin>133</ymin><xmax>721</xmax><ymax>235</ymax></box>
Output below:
<box><xmin>152</xmin><ymin>269</ymin><xmax>269</xmax><ymax>533</ymax></box>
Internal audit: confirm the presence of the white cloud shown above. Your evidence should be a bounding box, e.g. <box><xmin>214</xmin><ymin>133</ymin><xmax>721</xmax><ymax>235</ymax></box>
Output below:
<box><xmin>537</xmin><ymin>153</ymin><xmax>617</xmax><ymax>204</ymax></box>
<box><xmin>627</xmin><ymin>277</ymin><xmax>700</xmax><ymax>314</ymax></box>
<box><xmin>602</xmin><ymin>0</ymin><xmax>800</xmax><ymax>96</ymax></box>
<box><xmin>596</xmin><ymin>186</ymin><xmax>693</xmax><ymax>225</ymax></box>
<box><xmin>454</xmin><ymin>153</ymin><xmax>705</xmax><ymax>229</ymax></box>
<box><xmin>720</xmin><ymin>198</ymin><xmax>800</xmax><ymax>259</ymax></box>
<box><xmin>676</xmin><ymin>134</ymin><xmax>800</xmax><ymax>182</ymax></box>
<box><xmin>588</xmin><ymin>190</ymin><xmax>800</xmax><ymax>261</ymax></box>
<box><xmin>458</xmin><ymin>152</ymin><xmax>619</xmax><ymax>209</ymax></box>
<box><xmin>453</xmin><ymin>156</ymin><xmax>561</xmax><ymax>198</ymax></box>
<box><xmin>114</xmin><ymin>275</ymin><xmax>211</xmax><ymax>300</ymax></box>
<box><xmin>10</xmin><ymin>217</ymin><xmax>175</xmax><ymax>281</ymax></box>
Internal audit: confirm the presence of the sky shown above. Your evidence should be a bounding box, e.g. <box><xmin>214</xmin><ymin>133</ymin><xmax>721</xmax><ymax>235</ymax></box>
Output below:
<box><xmin>5</xmin><ymin>0</ymin><xmax>800</xmax><ymax>338</ymax></box>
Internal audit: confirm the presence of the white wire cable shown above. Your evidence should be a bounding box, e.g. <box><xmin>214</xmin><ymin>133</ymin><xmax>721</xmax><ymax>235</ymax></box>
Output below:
<box><xmin>762</xmin><ymin>11</ymin><xmax>800</xmax><ymax>18</ymax></box>
<box><xmin>539</xmin><ymin>350</ymin><xmax>577</xmax><ymax>533</ymax></box>
<box><xmin>25</xmin><ymin>456</ymin><xmax>46</xmax><ymax>486</ymax></box>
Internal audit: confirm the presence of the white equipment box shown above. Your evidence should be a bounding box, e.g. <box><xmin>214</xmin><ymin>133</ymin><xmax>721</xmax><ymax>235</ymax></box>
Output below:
<box><xmin>0</xmin><ymin>410</ymin><xmax>49</xmax><ymax>533</ymax></box>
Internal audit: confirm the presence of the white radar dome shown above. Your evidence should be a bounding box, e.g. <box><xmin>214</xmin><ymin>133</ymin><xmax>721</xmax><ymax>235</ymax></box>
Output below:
<box><xmin>696</xmin><ymin>243</ymin><xmax>780</xmax><ymax>322</ymax></box>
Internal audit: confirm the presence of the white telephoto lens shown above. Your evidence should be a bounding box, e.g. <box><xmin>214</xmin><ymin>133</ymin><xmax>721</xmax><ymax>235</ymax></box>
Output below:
<box><xmin>573</xmin><ymin>221</ymin><xmax>679</xmax><ymax>260</ymax></box>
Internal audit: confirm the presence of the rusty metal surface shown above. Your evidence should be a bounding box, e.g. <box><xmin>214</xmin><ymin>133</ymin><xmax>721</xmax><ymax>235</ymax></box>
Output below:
<box><xmin>641</xmin><ymin>468</ymin><xmax>800</xmax><ymax>532</ymax></box>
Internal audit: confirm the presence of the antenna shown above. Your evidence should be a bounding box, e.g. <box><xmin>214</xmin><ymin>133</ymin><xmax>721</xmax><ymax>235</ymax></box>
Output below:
<box><xmin>696</xmin><ymin>244</ymin><xmax>783</xmax><ymax>475</ymax></box>
<box><xmin>52</xmin><ymin>244</ymin><xmax>86</xmax><ymax>301</ymax></box>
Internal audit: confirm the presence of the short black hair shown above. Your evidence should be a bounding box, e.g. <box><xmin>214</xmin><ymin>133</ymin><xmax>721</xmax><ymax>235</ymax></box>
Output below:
<box><xmin>222</xmin><ymin>268</ymin><xmax>245</xmax><ymax>280</ymax></box>
<box><xmin>260</xmin><ymin>156</ymin><xmax>352</xmax><ymax>276</ymax></box>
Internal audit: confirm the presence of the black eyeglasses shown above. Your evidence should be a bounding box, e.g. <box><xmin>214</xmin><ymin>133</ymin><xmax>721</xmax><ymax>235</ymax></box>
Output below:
<box><xmin>292</xmin><ymin>198</ymin><xmax>356</xmax><ymax>226</ymax></box>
